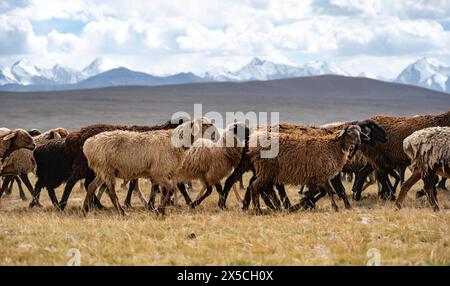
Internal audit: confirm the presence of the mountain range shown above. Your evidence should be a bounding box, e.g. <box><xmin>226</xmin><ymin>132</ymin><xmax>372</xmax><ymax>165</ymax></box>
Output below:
<box><xmin>1</xmin><ymin>56</ymin><xmax>449</xmax><ymax>93</ymax></box>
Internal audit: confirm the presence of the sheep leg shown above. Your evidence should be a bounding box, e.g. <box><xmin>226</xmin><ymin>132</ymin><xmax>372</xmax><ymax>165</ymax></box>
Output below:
<box><xmin>394</xmin><ymin>168</ymin><xmax>421</xmax><ymax>210</ymax></box>
<box><xmin>248</xmin><ymin>177</ymin><xmax>264</xmax><ymax>215</ymax></box>
<box><xmin>220</xmin><ymin>168</ymin><xmax>244</xmax><ymax>209</ymax></box>
<box><xmin>124</xmin><ymin>179</ymin><xmax>137</xmax><ymax>208</ymax></box>
<box><xmin>232</xmin><ymin>183</ymin><xmax>243</xmax><ymax>203</ymax></box>
<box><xmin>97</xmin><ymin>184</ymin><xmax>106</xmax><ymax>200</ymax></box>
<box><xmin>82</xmin><ymin>176</ymin><xmax>103</xmax><ymax>215</ymax></box>
<box><xmin>147</xmin><ymin>184</ymin><xmax>159</xmax><ymax>211</ymax></box>
<box><xmin>266</xmin><ymin>183</ymin><xmax>281</xmax><ymax>210</ymax></box>
<box><xmin>331</xmin><ymin>175</ymin><xmax>351</xmax><ymax>209</ymax></box>
<box><xmin>47</xmin><ymin>188</ymin><xmax>59</xmax><ymax>207</ymax></box>
<box><xmin>352</xmin><ymin>164</ymin><xmax>374</xmax><ymax>200</ymax></box>
<box><xmin>423</xmin><ymin>173</ymin><xmax>440</xmax><ymax>212</ymax></box>
<box><xmin>18</xmin><ymin>174</ymin><xmax>34</xmax><ymax>200</ymax></box>
<box><xmin>134</xmin><ymin>180</ymin><xmax>148</xmax><ymax>207</ymax></box>
<box><xmin>59</xmin><ymin>178</ymin><xmax>78</xmax><ymax>211</ymax></box>
<box><xmin>0</xmin><ymin>176</ymin><xmax>14</xmax><ymax>200</ymax></box>
<box><xmin>177</xmin><ymin>183</ymin><xmax>192</xmax><ymax>205</ymax></box>
<box><xmin>190</xmin><ymin>185</ymin><xmax>213</xmax><ymax>208</ymax></box>
<box><xmin>243</xmin><ymin>184</ymin><xmax>276</xmax><ymax>210</ymax></box>
<box><xmin>387</xmin><ymin>168</ymin><xmax>401</xmax><ymax>195</ymax></box>
<box><xmin>239</xmin><ymin>176</ymin><xmax>244</xmax><ymax>190</ymax></box>
<box><xmin>5</xmin><ymin>176</ymin><xmax>13</xmax><ymax>195</ymax></box>
<box><xmin>215</xmin><ymin>183</ymin><xmax>225</xmax><ymax>208</ymax></box>
<box><xmin>15</xmin><ymin>176</ymin><xmax>27</xmax><ymax>201</ymax></box>
<box><xmin>275</xmin><ymin>184</ymin><xmax>291</xmax><ymax>209</ymax></box>
<box><xmin>29</xmin><ymin>180</ymin><xmax>44</xmax><ymax>208</ymax></box>
<box><xmin>105</xmin><ymin>180</ymin><xmax>126</xmax><ymax>216</ymax></box>
<box><xmin>324</xmin><ymin>181</ymin><xmax>339</xmax><ymax>212</ymax></box>
<box><xmin>157</xmin><ymin>186</ymin><xmax>173</xmax><ymax>215</ymax></box>
<box><xmin>398</xmin><ymin>165</ymin><xmax>407</xmax><ymax>184</ymax></box>
<box><xmin>377</xmin><ymin>171</ymin><xmax>396</xmax><ymax>201</ymax></box>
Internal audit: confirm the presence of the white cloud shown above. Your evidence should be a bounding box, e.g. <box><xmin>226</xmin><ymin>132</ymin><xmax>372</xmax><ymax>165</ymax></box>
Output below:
<box><xmin>0</xmin><ymin>15</ymin><xmax>47</xmax><ymax>55</ymax></box>
<box><xmin>1</xmin><ymin>0</ymin><xmax>450</xmax><ymax>77</ymax></box>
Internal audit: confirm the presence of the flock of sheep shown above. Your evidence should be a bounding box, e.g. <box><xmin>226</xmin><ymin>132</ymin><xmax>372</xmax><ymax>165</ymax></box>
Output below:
<box><xmin>0</xmin><ymin>109</ymin><xmax>449</xmax><ymax>216</ymax></box>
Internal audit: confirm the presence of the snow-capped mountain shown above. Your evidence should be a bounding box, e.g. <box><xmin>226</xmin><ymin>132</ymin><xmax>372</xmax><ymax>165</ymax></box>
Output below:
<box><xmin>81</xmin><ymin>57</ymin><xmax>120</xmax><ymax>79</ymax></box>
<box><xmin>0</xmin><ymin>57</ymin><xmax>119</xmax><ymax>87</ymax></box>
<box><xmin>0</xmin><ymin>67</ymin><xmax>18</xmax><ymax>85</ymax></box>
<box><xmin>396</xmin><ymin>58</ymin><xmax>450</xmax><ymax>93</ymax></box>
<box><xmin>51</xmin><ymin>64</ymin><xmax>83</xmax><ymax>84</ymax></box>
<box><xmin>205</xmin><ymin>57</ymin><xmax>348</xmax><ymax>82</ymax></box>
<box><xmin>1</xmin><ymin>56</ymin><xmax>449</xmax><ymax>93</ymax></box>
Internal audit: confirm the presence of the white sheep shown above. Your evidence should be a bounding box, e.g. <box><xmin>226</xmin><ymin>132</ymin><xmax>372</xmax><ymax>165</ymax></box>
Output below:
<box><xmin>82</xmin><ymin>118</ymin><xmax>218</xmax><ymax>215</ymax></box>
<box><xmin>395</xmin><ymin>126</ymin><xmax>450</xmax><ymax>211</ymax></box>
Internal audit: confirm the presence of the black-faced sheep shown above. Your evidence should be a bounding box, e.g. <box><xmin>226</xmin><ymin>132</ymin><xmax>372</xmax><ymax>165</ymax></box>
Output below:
<box><xmin>352</xmin><ymin>110</ymin><xmax>450</xmax><ymax>201</ymax></box>
<box><xmin>247</xmin><ymin>125</ymin><xmax>369</xmax><ymax>214</ymax></box>
<box><xmin>394</xmin><ymin>127</ymin><xmax>450</xmax><ymax>211</ymax></box>
<box><xmin>220</xmin><ymin>119</ymin><xmax>387</xmax><ymax>211</ymax></box>
<box><xmin>82</xmin><ymin>118</ymin><xmax>218</xmax><ymax>215</ymax></box>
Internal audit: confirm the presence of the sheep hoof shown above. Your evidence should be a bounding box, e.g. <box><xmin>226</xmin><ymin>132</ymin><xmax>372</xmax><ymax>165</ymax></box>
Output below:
<box><xmin>20</xmin><ymin>196</ymin><xmax>28</xmax><ymax>201</ymax></box>
<box><xmin>124</xmin><ymin>203</ymin><xmax>132</xmax><ymax>209</ymax></box>
<box><xmin>393</xmin><ymin>203</ymin><xmax>401</xmax><ymax>211</ymax></box>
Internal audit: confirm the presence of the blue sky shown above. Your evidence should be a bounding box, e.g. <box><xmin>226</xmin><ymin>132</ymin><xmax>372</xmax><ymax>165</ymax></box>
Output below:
<box><xmin>1</xmin><ymin>0</ymin><xmax>450</xmax><ymax>78</ymax></box>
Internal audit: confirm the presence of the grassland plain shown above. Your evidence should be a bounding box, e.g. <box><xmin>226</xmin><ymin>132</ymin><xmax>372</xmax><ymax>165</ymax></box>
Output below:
<box><xmin>0</xmin><ymin>172</ymin><xmax>448</xmax><ymax>266</ymax></box>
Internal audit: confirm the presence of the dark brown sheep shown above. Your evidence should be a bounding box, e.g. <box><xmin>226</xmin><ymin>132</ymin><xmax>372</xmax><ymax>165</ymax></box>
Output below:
<box><xmin>353</xmin><ymin>110</ymin><xmax>450</xmax><ymax>201</ymax></box>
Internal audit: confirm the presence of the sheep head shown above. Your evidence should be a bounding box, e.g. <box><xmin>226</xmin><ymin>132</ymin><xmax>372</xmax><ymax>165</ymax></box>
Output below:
<box><xmin>1</xmin><ymin>129</ymin><xmax>35</xmax><ymax>162</ymax></box>
<box><xmin>337</xmin><ymin>125</ymin><xmax>369</xmax><ymax>159</ymax></box>
<box><xmin>354</xmin><ymin>119</ymin><xmax>388</xmax><ymax>145</ymax></box>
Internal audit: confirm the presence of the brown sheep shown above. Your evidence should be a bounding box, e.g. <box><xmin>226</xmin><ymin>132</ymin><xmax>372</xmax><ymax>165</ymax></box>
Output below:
<box><xmin>247</xmin><ymin>125</ymin><xmax>369</xmax><ymax>214</ymax></box>
<box><xmin>0</xmin><ymin>129</ymin><xmax>35</xmax><ymax>201</ymax></box>
<box><xmin>1</xmin><ymin>128</ymin><xmax>69</xmax><ymax>203</ymax></box>
<box><xmin>179</xmin><ymin>122</ymin><xmax>250</xmax><ymax>208</ymax></box>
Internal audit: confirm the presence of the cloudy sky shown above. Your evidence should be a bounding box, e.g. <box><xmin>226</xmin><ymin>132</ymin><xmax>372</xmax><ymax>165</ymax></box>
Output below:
<box><xmin>1</xmin><ymin>0</ymin><xmax>450</xmax><ymax>78</ymax></box>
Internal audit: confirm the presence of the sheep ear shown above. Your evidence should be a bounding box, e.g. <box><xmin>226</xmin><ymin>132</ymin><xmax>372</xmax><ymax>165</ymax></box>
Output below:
<box><xmin>3</xmin><ymin>132</ymin><xmax>16</xmax><ymax>141</ymax></box>
<box><xmin>337</xmin><ymin>129</ymin><xmax>345</xmax><ymax>138</ymax></box>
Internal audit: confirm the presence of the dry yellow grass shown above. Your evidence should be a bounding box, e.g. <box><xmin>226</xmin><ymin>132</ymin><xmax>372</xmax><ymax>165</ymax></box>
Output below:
<box><xmin>0</xmin><ymin>172</ymin><xmax>449</xmax><ymax>266</ymax></box>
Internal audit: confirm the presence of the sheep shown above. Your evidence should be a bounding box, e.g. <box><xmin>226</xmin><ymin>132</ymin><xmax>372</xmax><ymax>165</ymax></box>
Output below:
<box><xmin>395</xmin><ymin>127</ymin><xmax>450</xmax><ymax>211</ymax></box>
<box><xmin>352</xmin><ymin>110</ymin><xmax>450</xmax><ymax>201</ymax></box>
<box><xmin>178</xmin><ymin>122</ymin><xmax>250</xmax><ymax>208</ymax></box>
<box><xmin>30</xmin><ymin>138</ymin><xmax>74</xmax><ymax>208</ymax></box>
<box><xmin>31</xmin><ymin>117</ymin><xmax>189</xmax><ymax>210</ymax></box>
<box><xmin>1</xmin><ymin>128</ymin><xmax>69</xmax><ymax>202</ymax></box>
<box><xmin>82</xmin><ymin>118</ymin><xmax>218</xmax><ymax>215</ymax></box>
<box><xmin>0</xmin><ymin>129</ymin><xmax>35</xmax><ymax>200</ymax></box>
<box><xmin>246</xmin><ymin>125</ymin><xmax>369</xmax><ymax>214</ymax></box>
<box><xmin>219</xmin><ymin>119</ymin><xmax>387</xmax><ymax>210</ymax></box>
